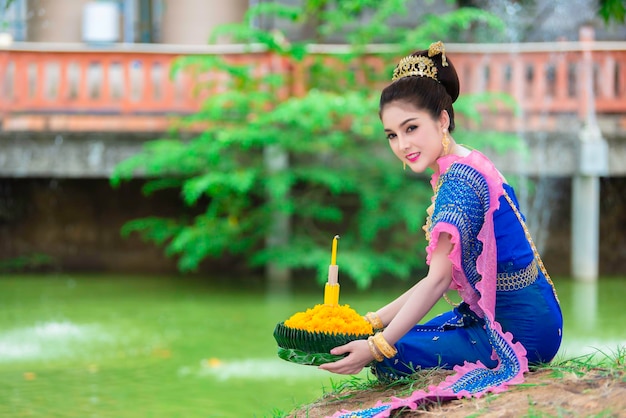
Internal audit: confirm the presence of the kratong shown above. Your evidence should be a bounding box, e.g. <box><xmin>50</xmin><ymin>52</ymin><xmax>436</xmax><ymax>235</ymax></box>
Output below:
<box><xmin>273</xmin><ymin>303</ymin><xmax>373</xmax><ymax>366</ymax></box>
<box><xmin>273</xmin><ymin>236</ymin><xmax>373</xmax><ymax>366</ymax></box>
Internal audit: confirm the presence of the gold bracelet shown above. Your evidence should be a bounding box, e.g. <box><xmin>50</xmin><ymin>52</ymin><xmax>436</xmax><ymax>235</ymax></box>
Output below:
<box><xmin>372</xmin><ymin>332</ymin><xmax>397</xmax><ymax>359</ymax></box>
<box><xmin>367</xmin><ymin>336</ymin><xmax>384</xmax><ymax>362</ymax></box>
<box><xmin>364</xmin><ymin>312</ymin><xmax>384</xmax><ymax>330</ymax></box>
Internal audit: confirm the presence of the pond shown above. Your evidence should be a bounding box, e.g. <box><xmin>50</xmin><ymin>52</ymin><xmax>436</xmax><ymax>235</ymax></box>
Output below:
<box><xmin>0</xmin><ymin>274</ymin><xmax>624</xmax><ymax>417</ymax></box>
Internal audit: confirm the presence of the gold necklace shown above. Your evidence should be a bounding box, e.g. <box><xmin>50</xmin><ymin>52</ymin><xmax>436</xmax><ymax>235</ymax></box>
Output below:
<box><xmin>422</xmin><ymin>171</ymin><xmax>446</xmax><ymax>243</ymax></box>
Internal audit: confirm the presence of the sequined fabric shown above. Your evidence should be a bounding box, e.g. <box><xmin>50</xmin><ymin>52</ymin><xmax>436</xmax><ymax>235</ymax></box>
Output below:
<box><xmin>431</xmin><ymin>163</ymin><xmax>489</xmax><ymax>289</ymax></box>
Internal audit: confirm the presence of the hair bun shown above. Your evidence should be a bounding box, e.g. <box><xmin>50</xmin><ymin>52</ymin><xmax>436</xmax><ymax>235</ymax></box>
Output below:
<box><xmin>398</xmin><ymin>41</ymin><xmax>460</xmax><ymax>103</ymax></box>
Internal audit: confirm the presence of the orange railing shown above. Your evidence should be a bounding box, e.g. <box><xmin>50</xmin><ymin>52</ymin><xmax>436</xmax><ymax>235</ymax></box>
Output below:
<box><xmin>0</xmin><ymin>43</ymin><xmax>285</xmax><ymax>131</ymax></box>
<box><xmin>1</xmin><ymin>37</ymin><xmax>625</xmax><ymax>132</ymax></box>
<box><xmin>451</xmin><ymin>46</ymin><xmax>626</xmax><ymax>117</ymax></box>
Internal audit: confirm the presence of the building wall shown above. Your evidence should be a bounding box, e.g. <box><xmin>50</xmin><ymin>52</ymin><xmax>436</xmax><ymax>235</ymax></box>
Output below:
<box><xmin>21</xmin><ymin>0</ymin><xmax>248</xmax><ymax>44</ymax></box>
<box><xmin>26</xmin><ymin>0</ymin><xmax>92</xmax><ymax>42</ymax></box>
<box><xmin>160</xmin><ymin>0</ymin><xmax>248</xmax><ymax>44</ymax></box>
<box><xmin>6</xmin><ymin>0</ymin><xmax>626</xmax><ymax>44</ymax></box>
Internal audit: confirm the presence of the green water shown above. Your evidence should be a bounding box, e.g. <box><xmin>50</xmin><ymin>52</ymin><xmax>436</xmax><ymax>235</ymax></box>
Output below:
<box><xmin>0</xmin><ymin>274</ymin><xmax>624</xmax><ymax>417</ymax></box>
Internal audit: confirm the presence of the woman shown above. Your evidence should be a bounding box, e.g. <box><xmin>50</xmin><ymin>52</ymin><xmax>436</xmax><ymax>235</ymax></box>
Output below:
<box><xmin>319</xmin><ymin>42</ymin><xmax>563</xmax><ymax>417</ymax></box>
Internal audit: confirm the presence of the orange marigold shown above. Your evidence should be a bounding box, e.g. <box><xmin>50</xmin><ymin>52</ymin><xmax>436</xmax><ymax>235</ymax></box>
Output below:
<box><xmin>284</xmin><ymin>304</ymin><xmax>373</xmax><ymax>335</ymax></box>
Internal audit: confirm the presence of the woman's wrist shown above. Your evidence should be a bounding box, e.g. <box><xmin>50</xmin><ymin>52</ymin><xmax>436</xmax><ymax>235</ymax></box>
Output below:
<box><xmin>371</xmin><ymin>332</ymin><xmax>398</xmax><ymax>360</ymax></box>
<box><xmin>366</xmin><ymin>336</ymin><xmax>384</xmax><ymax>362</ymax></box>
<box><xmin>364</xmin><ymin>311</ymin><xmax>384</xmax><ymax>331</ymax></box>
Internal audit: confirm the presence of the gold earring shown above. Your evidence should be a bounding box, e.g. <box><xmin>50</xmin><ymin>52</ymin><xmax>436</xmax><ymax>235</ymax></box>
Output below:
<box><xmin>403</xmin><ymin>161</ymin><xmax>407</xmax><ymax>170</ymax></box>
<box><xmin>441</xmin><ymin>131</ymin><xmax>450</xmax><ymax>155</ymax></box>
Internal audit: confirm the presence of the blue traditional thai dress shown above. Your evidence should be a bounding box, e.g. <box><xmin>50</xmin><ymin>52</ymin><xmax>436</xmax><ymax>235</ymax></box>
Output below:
<box><xmin>332</xmin><ymin>150</ymin><xmax>563</xmax><ymax>418</ymax></box>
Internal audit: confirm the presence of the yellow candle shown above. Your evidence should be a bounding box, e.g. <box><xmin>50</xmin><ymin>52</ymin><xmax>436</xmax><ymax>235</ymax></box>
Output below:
<box><xmin>330</xmin><ymin>235</ymin><xmax>339</xmax><ymax>265</ymax></box>
<box><xmin>324</xmin><ymin>281</ymin><xmax>340</xmax><ymax>305</ymax></box>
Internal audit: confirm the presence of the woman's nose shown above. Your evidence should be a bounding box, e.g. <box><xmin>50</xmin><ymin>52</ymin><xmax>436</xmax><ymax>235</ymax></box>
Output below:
<box><xmin>397</xmin><ymin>134</ymin><xmax>410</xmax><ymax>150</ymax></box>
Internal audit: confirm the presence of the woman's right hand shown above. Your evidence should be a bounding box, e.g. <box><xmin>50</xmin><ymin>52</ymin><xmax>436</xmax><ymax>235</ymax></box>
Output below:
<box><xmin>318</xmin><ymin>339</ymin><xmax>373</xmax><ymax>375</ymax></box>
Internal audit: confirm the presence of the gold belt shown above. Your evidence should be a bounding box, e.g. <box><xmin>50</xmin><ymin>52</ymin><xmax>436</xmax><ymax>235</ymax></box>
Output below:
<box><xmin>496</xmin><ymin>260</ymin><xmax>539</xmax><ymax>292</ymax></box>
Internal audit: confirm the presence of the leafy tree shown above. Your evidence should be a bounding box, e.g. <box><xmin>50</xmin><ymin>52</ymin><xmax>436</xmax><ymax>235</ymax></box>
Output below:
<box><xmin>599</xmin><ymin>0</ymin><xmax>626</xmax><ymax>23</ymax></box>
<box><xmin>111</xmin><ymin>1</ymin><xmax>514</xmax><ymax>288</ymax></box>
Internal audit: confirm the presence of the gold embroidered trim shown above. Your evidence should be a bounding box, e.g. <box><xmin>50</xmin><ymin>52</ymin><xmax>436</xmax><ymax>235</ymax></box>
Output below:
<box><xmin>496</xmin><ymin>260</ymin><xmax>539</xmax><ymax>291</ymax></box>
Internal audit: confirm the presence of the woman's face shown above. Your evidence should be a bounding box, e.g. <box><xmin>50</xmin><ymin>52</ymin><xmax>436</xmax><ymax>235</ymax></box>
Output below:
<box><xmin>381</xmin><ymin>101</ymin><xmax>448</xmax><ymax>173</ymax></box>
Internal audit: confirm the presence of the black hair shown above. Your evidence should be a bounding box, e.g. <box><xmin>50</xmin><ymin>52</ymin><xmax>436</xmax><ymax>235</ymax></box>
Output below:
<box><xmin>379</xmin><ymin>49</ymin><xmax>460</xmax><ymax>132</ymax></box>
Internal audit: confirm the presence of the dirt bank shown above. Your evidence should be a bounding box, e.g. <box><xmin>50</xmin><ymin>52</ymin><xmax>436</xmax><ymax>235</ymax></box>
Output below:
<box><xmin>289</xmin><ymin>368</ymin><xmax>626</xmax><ymax>417</ymax></box>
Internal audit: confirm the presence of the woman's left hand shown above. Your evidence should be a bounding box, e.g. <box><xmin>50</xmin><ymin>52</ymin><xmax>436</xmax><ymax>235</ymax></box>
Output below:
<box><xmin>318</xmin><ymin>339</ymin><xmax>374</xmax><ymax>375</ymax></box>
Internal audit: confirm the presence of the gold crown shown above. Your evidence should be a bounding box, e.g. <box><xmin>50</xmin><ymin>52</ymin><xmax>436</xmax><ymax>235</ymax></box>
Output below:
<box><xmin>391</xmin><ymin>41</ymin><xmax>448</xmax><ymax>82</ymax></box>
<box><xmin>392</xmin><ymin>55</ymin><xmax>438</xmax><ymax>82</ymax></box>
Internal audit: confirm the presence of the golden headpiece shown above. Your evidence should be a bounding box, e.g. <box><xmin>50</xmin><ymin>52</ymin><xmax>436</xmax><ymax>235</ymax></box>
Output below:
<box><xmin>391</xmin><ymin>41</ymin><xmax>448</xmax><ymax>82</ymax></box>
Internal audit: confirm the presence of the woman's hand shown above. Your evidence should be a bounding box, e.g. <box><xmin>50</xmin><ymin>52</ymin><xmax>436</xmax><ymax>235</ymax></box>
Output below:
<box><xmin>318</xmin><ymin>340</ymin><xmax>374</xmax><ymax>375</ymax></box>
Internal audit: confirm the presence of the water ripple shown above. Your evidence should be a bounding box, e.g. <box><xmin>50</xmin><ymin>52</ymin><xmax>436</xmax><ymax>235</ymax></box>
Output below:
<box><xmin>180</xmin><ymin>357</ymin><xmax>329</xmax><ymax>380</ymax></box>
<box><xmin>0</xmin><ymin>320</ymin><xmax>113</xmax><ymax>362</ymax></box>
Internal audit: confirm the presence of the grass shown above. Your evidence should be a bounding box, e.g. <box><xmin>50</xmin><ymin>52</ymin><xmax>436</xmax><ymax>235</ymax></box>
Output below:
<box><xmin>549</xmin><ymin>345</ymin><xmax>626</xmax><ymax>378</ymax></box>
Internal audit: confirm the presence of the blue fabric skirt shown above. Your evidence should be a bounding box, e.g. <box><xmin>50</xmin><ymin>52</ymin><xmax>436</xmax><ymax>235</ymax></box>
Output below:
<box><xmin>374</xmin><ymin>273</ymin><xmax>562</xmax><ymax>380</ymax></box>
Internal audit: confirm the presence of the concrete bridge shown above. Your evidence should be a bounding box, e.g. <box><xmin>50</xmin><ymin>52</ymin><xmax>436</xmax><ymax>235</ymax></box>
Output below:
<box><xmin>1</xmin><ymin>34</ymin><xmax>625</xmax><ymax>281</ymax></box>
<box><xmin>1</xmin><ymin>33</ymin><xmax>625</xmax><ymax>178</ymax></box>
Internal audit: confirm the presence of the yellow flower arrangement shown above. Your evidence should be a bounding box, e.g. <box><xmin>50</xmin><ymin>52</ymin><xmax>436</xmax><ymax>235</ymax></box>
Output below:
<box><xmin>274</xmin><ymin>237</ymin><xmax>375</xmax><ymax>365</ymax></box>
<box><xmin>284</xmin><ymin>303</ymin><xmax>373</xmax><ymax>335</ymax></box>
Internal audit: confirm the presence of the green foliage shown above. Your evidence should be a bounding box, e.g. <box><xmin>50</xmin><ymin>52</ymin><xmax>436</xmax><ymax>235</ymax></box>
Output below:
<box><xmin>111</xmin><ymin>1</ymin><xmax>518</xmax><ymax>288</ymax></box>
<box><xmin>599</xmin><ymin>0</ymin><xmax>626</xmax><ymax>24</ymax></box>
<box><xmin>401</xmin><ymin>7</ymin><xmax>506</xmax><ymax>45</ymax></box>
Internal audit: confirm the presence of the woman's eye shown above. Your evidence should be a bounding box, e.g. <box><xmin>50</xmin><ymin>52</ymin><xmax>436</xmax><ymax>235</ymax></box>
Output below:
<box><xmin>407</xmin><ymin>125</ymin><xmax>417</xmax><ymax>133</ymax></box>
<box><xmin>386</xmin><ymin>133</ymin><xmax>397</xmax><ymax>140</ymax></box>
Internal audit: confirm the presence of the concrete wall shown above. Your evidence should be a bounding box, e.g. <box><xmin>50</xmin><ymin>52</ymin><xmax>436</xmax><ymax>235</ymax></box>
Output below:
<box><xmin>0</xmin><ymin>177</ymin><xmax>252</xmax><ymax>275</ymax></box>
<box><xmin>1</xmin><ymin>130</ymin><xmax>625</xmax><ymax>178</ymax></box>
<box><xmin>0</xmin><ymin>174</ymin><xmax>624</xmax><ymax>278</ymax></box>
<box><xmin>0</xmin><ymin>132</ymin><xmax>151</xmax><ymax>178</ymax></box>
<box><xmin>1</xmin><ymin>130</ymin><xmax>625</xmax><ymax>279</ymax></box>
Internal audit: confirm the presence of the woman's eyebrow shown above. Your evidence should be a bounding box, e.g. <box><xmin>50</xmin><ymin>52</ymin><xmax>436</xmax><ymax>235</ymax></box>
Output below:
<box><xmin>400</xmin><ymin>117</ymin><xmax>419</xmax><ymax>126</ymax></box>
<box><xmin>384</xmin><ymin>117</ymin><xmax>419</xmax><ymax>132</ymax></box>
